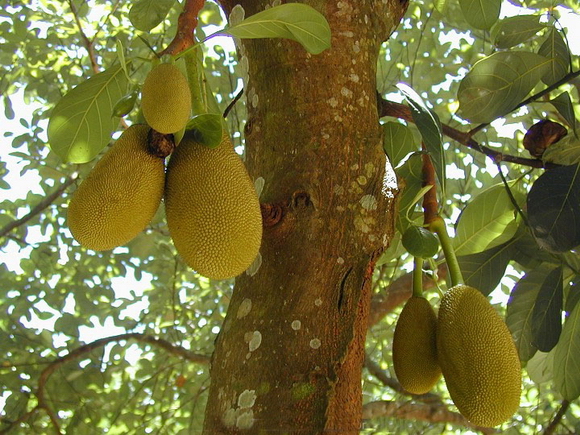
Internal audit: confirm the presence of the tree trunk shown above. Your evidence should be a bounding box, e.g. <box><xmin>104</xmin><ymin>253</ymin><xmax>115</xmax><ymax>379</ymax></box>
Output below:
<box><xmin>204</xmin><ymin>1</ymin><xmax>407</xmax><ymax>432</ymax></box>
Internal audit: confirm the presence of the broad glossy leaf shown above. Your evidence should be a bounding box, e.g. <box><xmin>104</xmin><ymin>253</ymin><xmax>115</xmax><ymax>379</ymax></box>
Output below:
<box><xmin>566</xmin><ymin>281</ymin><xmax>580</xmax><ymax>314</ymax></box>
<box><xmin>223</xmin><ymin>4</ymin><xmax>331</xmax><ymax>55</ymax></box>
<box><xmin>454</xmin><ymin>182</ymin><xmax>524</xmax><ymax>256</ymax></box>
<box><xmin>47</xmin><ymin>65</ymin><xmax>129</xmax><ymax>163</ymax></box>
<box><xmin>397</xmin><ymin>83</ymin><xmax>445</xmax><ymax>194</ymax></box>
<box><xmin>531</xmin><ymin>266</ymin><xmax>563</xmax><ymax>352</ymax></box>
<box><xmin>458</xmin><ymin>238</ymin><xmax>515</xmax><ymax>296</ymax></box>
<box><xmin>542</xmin><ymin>136</ymin><xmax>580</xmax><ymax>166</ymax></box>
<box><xmin>382</xmin><ymin>122</ymin><xmax>416</xmax><ymax>168</ymax></box>
<box><xmin>186</xmin><ymin>114</ymin><xmax>223</xmax><ymax>148</ymax></box>
<box><xmin>459</xmin><ymin>0</ymin><xmax>501</xmax><ymax>30</ymax></box>
<box><xmin>554</xmin><ymin>299</ymin><xmax>580</xmax><ymax>400</ymax></box>
<box><xmin>512</xmin><ymin>227</ymin><xmax>559</xmax><ymax>269</ymax></box>
<box><xmin>549</xmin><ymin>92</ymin><xmax>577</xmax><ymax>134</ymax></box>
<box><xmin>528</xmin><ymin>164</ymin><xmax>580</xmax><ymax>252</ymax></box>
<box><xmin>458</xmin><ymin>51</ymin><xmax>552</xmax><ymax>123</ymax></box>
<box><xmin>395</xmin><ymin>153</ymin><xmax>424</xmax><ymax>233</ymax></box>
<box><xmin>526</xmin><ymin>350</ymin><xmax>554</xmax><ymax>384</ymax></box>
<box><xmin>129</xmin><ymin>0</ymin><xmax>175</xmax><ymax>31</ymax></box>
<box><xmin>507</xmin><ymin>268</ymin><xmax>551</xmax><ymax>362</ymax></box>
<box><xmin>492</xmin><ymin>15</ymin><xmax>545</xmax><ymax>49</ymax></box>
<box><xmin>539</xmin><ymin>28</ymin><xmax>570</xmax><ymax>86</ymax></box>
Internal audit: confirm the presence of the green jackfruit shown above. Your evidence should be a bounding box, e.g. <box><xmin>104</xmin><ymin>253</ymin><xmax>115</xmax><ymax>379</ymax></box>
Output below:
<box><xmin>164</xmin><ymin>132</ymin><xmax>262</xmax><ymax>279</ymax></box>
<box><xmin>437</xmin><ymin>285</ymin><xmax>521</xmax><ymax>427</ymax></box>
<box><xmin>67</xmin><ymin>125</ymin><xmax>165</xmax><ymax>251</ymax></box>
<box><xmin>392</xmin><ymin>296</ymin><xmax>441</xmax><ymax>394</ymax></box>
<box><xmin>141</xmin><ymin>63</ymin><xmax>191</xmax><ymax>134</ymax></box>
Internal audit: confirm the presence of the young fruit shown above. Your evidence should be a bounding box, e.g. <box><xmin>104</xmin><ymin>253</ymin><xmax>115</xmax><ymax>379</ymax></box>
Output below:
<box><xmin>392</xmin><ymin>296</ymin><xmax>441</xmax><ymax>394</ymax></box>
<box><xmin>437</xmin><ymin>285</ymin><xmax>521</xmax><ymax>427</ymax></box>
<box><xmin>67</xmin><ymin>125</ymin><xmax>165</xmax><ymax>251</ymax></box>
<box><xmin>165</xmin><ymin>132</ymin><xmax>262</xmax><ymax>279</ymax></box>
<box><xmin>141</xmin><ymin>63</ymin><xmax>191</xmax><ymax>134</ymax></box>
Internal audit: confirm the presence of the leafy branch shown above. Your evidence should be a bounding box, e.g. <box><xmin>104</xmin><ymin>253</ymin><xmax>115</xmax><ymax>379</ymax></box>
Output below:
<box><xmin>0</xmin><ymin>333</ymin><xmax>209</xmax><ymax>434</ymax></box>
<box><xmin>67</xmin><ymin>0</ymin><xmax>99</xmax><ymax>74</ymax></box>
<box><xmin>0</xmin><ymin>175</ymin><xmax>77</xmax><ymax>240</ymax></box>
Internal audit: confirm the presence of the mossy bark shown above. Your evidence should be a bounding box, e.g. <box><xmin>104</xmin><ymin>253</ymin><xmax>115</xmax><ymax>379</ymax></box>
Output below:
<box><xmin>204</xmin><ymin>1</ymin><xmax>406</xmax><ymax>432</ymax></box>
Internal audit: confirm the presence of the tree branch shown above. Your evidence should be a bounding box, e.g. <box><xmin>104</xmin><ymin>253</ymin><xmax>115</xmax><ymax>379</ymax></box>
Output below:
<box><xmin>0</xmin><ymin>175</ymin><xmax>77</xmax><ymax>240</ymax></box>
<box><xmin>543</xmin><ymin>400</ymin><xmax>570</xmax><ymax>435</ymax></box>
<box><xmin>160</xmin><ymin>0</ymin><xmax>205</xmax><ymax>56</ymax></box>
<box><xmin>67</xmin><ymin>0</ymin><xmax>100</xmax><ymax>74</ymax></box>
<box><xmin>469</xmin><ymin>69</ymin><xmax>580</xmax><ymax>137</ymax></box>
<box><xmin>378</xmin><ymin>99</ymin><xmax>547</xmax><ymax>168</ymax></box>
<box><xmin>0</xmin><ymin>333</ymin><xmax>209</xmax><ymax>433</ymax></box>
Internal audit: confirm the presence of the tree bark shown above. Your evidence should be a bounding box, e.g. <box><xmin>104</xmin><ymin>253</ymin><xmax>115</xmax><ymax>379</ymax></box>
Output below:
<box><xmin>204</xmin><ymin>1</ymin><xmax>407</xmax><ymax>433</ymax></box>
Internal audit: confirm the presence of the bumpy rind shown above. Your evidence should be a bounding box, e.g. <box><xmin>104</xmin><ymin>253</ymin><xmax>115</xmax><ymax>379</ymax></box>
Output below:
<box><xmin>141</xmin><ymin>63</ymin><xmax>192</xmax><ymax>134</ymax></box>
<box><xmin>393</xmin><ymin>296</ymin><xmax>442</xmax><ymax>394</ymax></box>
<box><xmin>164</xmin><ymin>133</ymin><xmax>262</xmax><ymax>279</ymax></box>
<box><xmin>67</xmin><ymin>125</ymin><xmax>165</xmax><ymax>251</ymax></box>
<box><xmin>437</xmin><ymin>285</ymin><xmax>521</xmax><ymax>427</ymax></box>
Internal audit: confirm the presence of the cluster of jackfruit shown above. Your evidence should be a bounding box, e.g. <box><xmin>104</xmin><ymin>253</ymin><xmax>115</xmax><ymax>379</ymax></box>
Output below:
<box><xmin>392</xmin><ymin>285</ymin><xmax>521</xmax><ymax>428</ymax></box>
<box><xmin>67</xmin><ymin>62</ymin><xmax>262</xmax><ymax>280</ymax></box>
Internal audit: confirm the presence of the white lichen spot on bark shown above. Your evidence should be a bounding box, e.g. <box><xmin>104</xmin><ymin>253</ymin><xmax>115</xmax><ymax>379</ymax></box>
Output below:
<box><xmin>353</xmin><ymin>41</ymin><xmax>361</xmax><ymax>53</ymax></box>
<box><xmin>291</xmin><ymin>320</ymin><xmax>301</xmax><ymax>330</ymax></box>
<box><xmin>222</xmin><ymin>408</ymin><xmax>237</xmax><ymax>428</ymax></box>
<box><xmin>309</xmin><ymin>338</ymin><xmax>321</xmax><ymax>349</ymax></box>
<box><xmin>340</xmin><ymin>87</ymin><xmax>353</xmax><ymax>99</ymax></box>
<box><xmin>236</xmin><ymin>410</ymin><xmax>255</xmax><ymax>430</ymax></box>
<box><xmin>360</xmin><ymin>195</ymin><xmax>377</xmax><ymax>210</ymax></box>
<box><xmin>246</xmin><ymin>252</ymin><xmax>262</xmax><ymax>277</ymax></box>
<box><xmin>357</xmin><ymin>175</ymin><xmax>367</xmax><ymax>185</ymax></box>
<box><xmin>334</xmin><ymin>185</ymin><xmax>344</xmax><ymax>195</ymax></box>
<box><xmin>337</xmin><ymin>257</ymin><xmax>345</xmax><ymax>265</ymax></box>
<box><xmin>365</xmin><ymin>162</ymin><xmax>375</xmax><ymax>177</ymax></box>
<box><xmin>334</xmin><ymin>114</ymin><xmax>343</xmax><ymax>122</ymax></box>
<box><xmin>238</xmin><ymin>390</ymin><xmax>257</xmax><ymax>409</ymax></box>
<box><xmin>315</xmin><ymin>298</ymin><xmax>323</xmax><ymax>306</ymax></box>
<box><xmin>249</xmin><ymin>331</ymin><xmax>262</xmax><ymax>352</ymax></box>
<box><xmin>237</xmin><ymin>299</ymin><xmax>252</xmax><ymax>319</ymax></box>
<box><xmin>251</xmin><ymin>93</ymin><xmax>259</xmax><ymax>108</ymax></box>
<box><xmin>349</xmin><ymin>73</ymin><xmax>360</xmax><ymax>83</ymax></box>
<box><xmin>327</xmin><ymin>97</ymin><xmax>338</xmax><ymax>108</ymax></box>
<box><xmin>229</xmin><ymin>5</ymin><xmax>245</xmax><ymax>25</ymax></box>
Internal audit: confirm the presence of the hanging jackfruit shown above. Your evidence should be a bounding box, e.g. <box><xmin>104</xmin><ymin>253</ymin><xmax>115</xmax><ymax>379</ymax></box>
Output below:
<box><xmin>164</xmin><ymin>132</ymin><xmax>262</xmax><ymax>279</ymax></box>
<box><xmin>141</xmin><ymin>63</ymin><xmax>192</xmax><ymax>134</ymax></box>
<box><xmin>393</xmin><ymin>295</ymin><xmax>441</xmax><ymax>394</ymax></box>
<box><xmin>437</xmin><ymin>284</ymin><xmax>521</xmax><ymax>427</ymax></box>
<box><xmin>67</xmin><ymin>125</ymin><xmax>165</xmax><ymax>251</ymax></box>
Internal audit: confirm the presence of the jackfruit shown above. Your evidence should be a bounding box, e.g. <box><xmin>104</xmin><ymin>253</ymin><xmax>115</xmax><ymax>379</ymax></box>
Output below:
<box><xmin>392</xmin><ymin>296</ymin><xmax>441</xmax><ymax>394</ymax></box>
<box><xmin>141</xmin><ymin>63</ymin><xmax>191</xmax><ymax>134</ymax></box>
<box><xmin>437</xmin><ymin>284</ymin><xmax>521</xmax><ymax>427</ymax></box>
<box><xmin>164</xmin><ymin>132</ymin><xmax>262</xmax><ymax>279</ymax></box>
<box><xmin>67</xmin><ymin>125</ymin><xmax>165</xmax><ymax>251</ymax></box>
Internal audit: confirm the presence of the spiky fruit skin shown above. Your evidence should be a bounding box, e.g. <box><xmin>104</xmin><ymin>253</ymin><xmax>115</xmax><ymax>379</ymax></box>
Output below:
<box><xmin>392</xmin><ymin>296</ymin><xmax>442</xmax><ymax>394</ymax></box>
<box><xmin>141</xmin><ymin>63</ymin><xmax>191</xmax><ymax>134</ymax></box>
<box><xmin>437</xmin><ymin>285</ymin><xmax>521</xmax><ymax>427</ymax></box>
<box><xmin>165</xmin><ymin>133</ymin><xmax>262</xmax><ymax>279</ymax></box>
<box><xmin>67</xmin><ymin>125</ymin><xmax>165</xmax><ymax>251</ymax></box>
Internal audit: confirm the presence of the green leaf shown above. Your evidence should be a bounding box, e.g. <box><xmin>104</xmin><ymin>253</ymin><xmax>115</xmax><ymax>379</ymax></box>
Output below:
<box><xmin>129</xmin><ymin>0</ymin><xmax>175</xmax><ymax>32</ymax></box>
<box><xmin>554</xmin><ymin>298</ymin><xmax>580</xmax><ymax>400</ymax></box>
<box><xmin>542</xmin><ymin>135</ymin><xmax>580</xmax><ymax>166</ymax></box>
<box><xmin>527</xmin><ymin>164</ymin><xmax>580</xmax><ymax>253</ymax></box>
<box><xmin>382</xmin><ymin>122</ymin><xmax>416</xmax><ymax>168</ymax></box>
<box><xmin>395</xmin><ymin>153</ymin><xmax>424</xmax><ymax>233</ymax></box>
<box><xmin>186</xmin><ymin>114</ymin><xmax>223</xmax><ymax>148</ymax></box>
<box><xmin>531</xmin><ymin>266</ymin><xmax>563</xmax><ymax>352</ymax></box>
<box><xmin>458</xmin><ymin>238</ymin><xmax>515</xmax><ymax>296</ymax></box>
<box><xmin>526</xmin><ymin>350</ymin><xmax>554</xmax><ymax>384</ymax></box>
<box><xmin>401</xmin><ymin>225</ymin><xmax>439</xmax><ymax>258</ymax></box>
<box><xmin>512</xmin><ymin>227</ymin><xmax>559</xmax><ymax>269</ymax></box>
<box><xmin>549</xmin><ymin>92</ymin><xmax>577</xmax><ymax>135</ymax></box>
<box><xmin>453</xmin><ymin>182</ymin><xmax>524</xmax><ymax>256</ymax></box>
<box><xmin>3</xmin><ymin>95</ymin><xmax>14</xmax><ymax>120</ymax></box>
<box><xmin>47</xmin><ymin>64</ymin><xmax>129</xmax><ymax>163</ymax></box>
<box><xmin>459</xmin><ymin>0</ymin><xmax>501</xmax><ymax>30</ymax></box>
<box><xmin>507</xmin><ymin>268</ymin><xmax>550</xmax><ymax>362</ymax></box>
<box><xmin>492</xmin><ymin>15</ymin><xmax>545</xmax><ymax>49</ymax></box>
<box><xmin>222</xmin><ymin>3</ymin><xmax>331</xmax><ymax>55</ymax></box>
<box><xmin>458</xmin><ymin>51</ymin><xmax>552</xmax><ymax>123</ymax></box>
<box><xmin>396</xmin><ymin>83</ymin><xmax>445</xmax><ymax>195</ymax></box>
<box><xmin>538</xmin><ymin>27</ymin><xmax>570</xmax><ymax>86</ymax></box>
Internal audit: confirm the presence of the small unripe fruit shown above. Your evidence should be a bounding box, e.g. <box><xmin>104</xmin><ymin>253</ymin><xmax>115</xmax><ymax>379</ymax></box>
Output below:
<box><xmin>393</xmin><ymin>296</ymin><xmax>441</xmax><ymax>394</ymax></box>
<box><xmin>67</xmin><ymin>125</ymin><xmax>165</xmax><ymax>250</ymax></box>
<box><xmin>141</xmin><ymin>63</ymin><xmax>192</xmax><ymax>134</ymax></box>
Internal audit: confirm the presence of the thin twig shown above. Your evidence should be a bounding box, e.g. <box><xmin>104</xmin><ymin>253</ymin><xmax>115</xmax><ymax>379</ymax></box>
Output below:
<box><xmin>543</xmin><ymin>400</ymin><xmax>570</xmax><ymax>435</ymax></box>
<box><xmin>223</xmin><ymin>88</ymin><xmax>244</xmax><ymax>118</ymax></box>
<box><xmin>0</xmin><ymin>175</ymin><xmax>77</xmax><ymax>240</ymax></box>
<box><xmin>67</xmin><ymin>0</ymin><xmax>100</xmax><ymax>74</ymax></box>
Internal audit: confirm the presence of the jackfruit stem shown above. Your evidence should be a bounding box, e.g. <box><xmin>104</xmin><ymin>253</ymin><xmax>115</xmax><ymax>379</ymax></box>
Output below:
<box><xmin>184</xmin><ymin>47</ymin><xmax>208</xmax><ymax>115</ymax></box>
<box><xmin>412</xmin><ymin>256</ymin><xmax>423</xmax><ymax>297</ymax></box>
<box><xmin>429</xmin><ymin>217</ymin><xmax>464</xmax><ymax>287</ymax></box>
